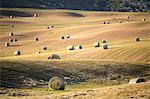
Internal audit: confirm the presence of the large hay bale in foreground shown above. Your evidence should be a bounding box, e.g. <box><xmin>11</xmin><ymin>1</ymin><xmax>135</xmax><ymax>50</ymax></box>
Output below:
<box><xmin>103</xmin><ymin>43</ymin><xmax>108</xmax><ymax>49</ymax></box>
<box><xmin>129</xmin><ymin>78</ymin><xmax>145</xmax><ymax>84</ymax></box>
<box><xmin>49</xmin><ymin>77</ymin><xmax>65</xmax><ymax>90</ymax></box>
<box><xmin>14</xmin><ymin>50</ymin><xmax>21</xmax><ymax>56</ymax></box>
<box><xmin>48</xmin><ymin>54</ymin><xmax>61</xmax><ymax>59</ymax></box>
<box><xmin>67</xmin><ymin>45</ymin><xmax>74</xmax><ymax>50</ymax></box>
<box><xmin>9</xmin><ymin>32</ymin><xmax>14</xmax><ymax>36</ymax></box>
<box><xmin>94</xmin><ymin>42</ymin><xmax>100</xmax><ymax>47</ymax></box>
<box><xmin>5</xmin><ymin>42</ymin><xmax>10</xmax><ymax>47</ymax></box>
<box><xmin>76</xmin><ymin>45</ymin><xmax>83</xmax><ymax>49</ymax></box>
<box><xmin>136</xmin><ymin>38</ymin><xmax>140</xmax><ymax>42</ymax></box>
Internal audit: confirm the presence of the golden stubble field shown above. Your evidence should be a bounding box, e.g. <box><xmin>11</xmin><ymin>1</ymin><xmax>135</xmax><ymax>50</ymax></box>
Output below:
<box><xmin>0</xmin><ymin>8</ymin><xmax>150</xmax><ymax>63</ymax></box>
<box><xmin>0</xmin><ymin>8</ymin><xmax>150</xmax><ymax>99</ymax></box>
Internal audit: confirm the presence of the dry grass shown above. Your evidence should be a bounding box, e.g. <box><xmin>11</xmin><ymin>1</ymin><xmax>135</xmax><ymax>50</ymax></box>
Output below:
<box><xmin>0</xmin><ymin>8</ymin><xmax>150</xmax><ymax>63</ymax></box>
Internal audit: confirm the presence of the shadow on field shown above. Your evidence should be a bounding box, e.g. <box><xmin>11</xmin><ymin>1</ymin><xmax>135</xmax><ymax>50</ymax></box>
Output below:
<box><xmin>0</xmin><ymin>10</ymin><xmax>32</xmax><ymax>17</ymax></box>
<box><xmin>67</xmin><ymin>12</ymin><xmax>84</xmax><ymax>17</ymax></box>
<box><xmin>0</xmin><ymin>61</ymin><xmax>150</xmax><ymax>88</ymax></box>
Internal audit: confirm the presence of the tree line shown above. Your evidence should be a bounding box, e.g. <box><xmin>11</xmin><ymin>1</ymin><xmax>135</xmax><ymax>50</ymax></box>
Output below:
<box><xmin>1</xmin><ymin>0</ymin><xmax>149</xmax><ymax>12</ymax></box>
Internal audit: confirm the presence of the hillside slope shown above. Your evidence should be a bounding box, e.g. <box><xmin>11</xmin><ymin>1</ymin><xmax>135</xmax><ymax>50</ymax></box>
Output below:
<box><xmin>0</xmin><ymin>9</ymin><xmax>150</xmax><ymax>63</ymax></box>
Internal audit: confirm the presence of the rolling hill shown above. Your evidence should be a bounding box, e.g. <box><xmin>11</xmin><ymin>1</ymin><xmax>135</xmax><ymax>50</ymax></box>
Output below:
<box><xmin>0</xmin><ymin>8</ymin><xmax>150</xmax><ymax>63</ymax></box>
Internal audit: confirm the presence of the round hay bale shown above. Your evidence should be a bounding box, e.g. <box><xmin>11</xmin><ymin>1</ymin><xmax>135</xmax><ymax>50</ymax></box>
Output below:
<box><xmin>51</xmin><ymin>26</ymin><xmax>54</xmax><ymax>28</ymax></box>
<box><xmin>11</xmin><ymin>25</ymin><xmax>14</xmax><ymax>27</ymax></box>
<box><xmin>129</xmin><ymin>78</ymin><xmax>145</xmax><ymax>84</ymax></box>
<box><xmin>76</xmin><ymin>45</ymin><xmax>83</xmax><ymax>49</ymax></box>
<box><xmin>9</xmin><ymin>32</ymin><xmax>14</xmax><ymax>36</ymax></box>
<box><xmin>103</xmin><ymin>40</ymin><xmax>107</xmax><ymax>43</ymax></box>
<box><xmin>94</xmin><ymin>42</ymin><xmax>100</xmax><ymax>47</ymax></box>
<box><xmin>5</xmin><ymin>42</ymin><xmax>10</xmax><ymax>47</ymax></box>
<box><xmin>35</xmin><ymin>37</ymin><xmax>39</xmax><ymax>41</ymax></box>
<box><xmin>47</xmin><ymin>27</ymin><xmax>50</xmax><ymax>29</ymax></box>
<box><xmin>143</xmin><ymin>19</ymin><xmax>146</xmax><ymax>21</ymax></box>
<box><xmin>118</xmin><ymin>20</ymin><xmax>122</xmax><ymax>23</ymax></box>
<box><xmin>66</xmin><ymin>35</ymin><xmax>70</xmax><ymax>38</ymax></box>
<box><xmin>35</xmin><ymin>51</ymin><xmax>41</xmax><ymax>54</ymax></box>
<box><xmin>48</xmin><ymin>54</ymin><xmax>61</xmax><ymax>59</ymax></box>
<box><xmin>14</xmin><ymin>39</ymin><xmax>17</xmax><ymax>42</ymax></box>
<box><xmin>103</xmin><ymin>22</ymin><xmax>106</xmax><ymax>24</ymax></box>
<box><xmin>60</xmin><ymin>35</ymin><xmax>65</xmax><ymax>40</ymax></box>
<box><xmin>103</xmin><ymin>43</ymin><xmax>108</xmax><ymax>49</ymax></box>
<box><xmin>10</xmin><ymin>15</ymin><xmax>14</xmax><ymax>18</ymax></box>
<box><xmin>67</xmin><ymin>45</ymin><xmax>74</xmax><ymax>50</ymax></box>
<box><xmin>43</xmin><ymin>46</ymin><xmax>47</xmax><ymax>50</ymax></box>
<box><xmin>14</xmin><ymin>50</ymin><xmax>21</xmax><ymax>56</ymax></box>
<box><xmin>34</xmin><ymin>14</ymin><xmax>37</xmax><ymax>18</ymax></box>
<box><xmin>136</xmin><ymin>38</ymin><xmax>140</xmax><ymax>42</ymax></box>
<box><xmin>107</xmin><ymin>21</ymin><xmax>110</xmax><ymax>24</ymax></box>
<box><xmin>9</xmin><ymin>39</ymin><xmax>13</xmax><ymax>42</ymax></box>
<box><xmin>49</xmin><ymin>77</ymin><xmax>65</xmax><ymax>90</ymax></box>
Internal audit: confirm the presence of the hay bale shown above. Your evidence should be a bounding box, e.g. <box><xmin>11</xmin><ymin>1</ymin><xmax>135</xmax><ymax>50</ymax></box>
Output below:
<box><xmin>60</xmin><ymin>35</ymin><xmax>65</xmax><ymax>40</ymax></box>
<box><xmin>9</xmin><ymin>39</ymin><xmax>13</xmax><ymax>42</ymax></box>
<box><xmin>107</xmin><ymin>21</ymin><xmax>110</xmax><ymax>24</ymax></box>
<box><xmin>94</xmin><ymin>42</ymin><xmax>100</xmax><ymax>47</ymax></box>
<box><xmin>14</xmin><ymin>39</ymin><xmax>17</xmax><ymax>42</ymax></box>
<box><xmin>47</xmin><ymin>27</ymin><xmax>50</xmax><ymax>29</ymax></box>
<box><xmin>51</xmin><ymin>26</ymin><xmax>54</xmax><ymax>28</ymax></box>
<box><xmin>48</xmin><ymin>54</ymin><xmax>61</xmax><ymax>59</ymax></box>
<box><xmin>14</xmin><ymin>50</ymin><xmax>21</xmax><ymax>56</ymax></box>
<box><xmin>103</xmin><ymin>22</ymin><xmax>106</xmax><ymax>24</ymax></box>
<box><xmin>35</xmin><ymin>37</ymin><xmax>39</xmax><ymax>41</ymax></box>
<box><xmin>35</xmin><ymin>51</ymin><xmax>41</xmax><ymax>54</ymax></box>
<box><xmin>9</xmin><ymin>32</ymin><xmax>14</xmax><ymax>36</ymax></box>
<box><xmin>103</xmin><ymin>40</ymin><xmax>107</xmax><ymax>43</ymax></box>
<box><xmin>10</xmin><ymin>15</ymin><xmax>14</xmax><ymax>18</ymax></box>
<box><xmin>103</xmin><ymin>43</ymin><xmax>108</xmax><ymax>49</ymax></box>
<box><xmin>143</xmin><ymin>19</ymin><xmax>146</xmax><ymax>21</ymax></box>
<box><xmin>11</xmin><ymin>25</ymin><xmax>14</xmax><ymax>27</ymax></box>
<box><xmin>67</xmin><ymin>45</ymin><xmax>74</xmax><ymax>50</ymax></box>
<box><xmin>136</xmin><ymin>38</ymin><xmax>140</xmax><ymax>42</ymax></box>
<box><xmin>118</xmin><ymin>20</ymin><xmax>122</xmax><ymax>23</ymax></box>
<box><xmin>34</xmin><ymin>14</ymin><xmax>37</xmax><ymax>18</ymax></box>
<box><xmin>5</xmin><ymin>42</ymin><xmax>10</xmax><ymax>47</ymax></box>
<box><xmin>43</xmin><ymin>46</ymin><xmax>47</xmax><ymax>50</ymax></box>
<box><xmin>76</xmin><ymin>45</ymin><xmax>83</xmax><ymax>49</ymax></box>
<box><xmin>66</xmin><ymin>35</ymin><xmax>70</xmax><ymax>38</ymax></box>
<box><xmin>129</xmin><ymin>78</ymin><xmax>145</xmax><ymax>84</ymax></box>
<box><xmin>49</xmin><ymin>77</ymin><xmax>65</xmax><ymax>90</ymax></box>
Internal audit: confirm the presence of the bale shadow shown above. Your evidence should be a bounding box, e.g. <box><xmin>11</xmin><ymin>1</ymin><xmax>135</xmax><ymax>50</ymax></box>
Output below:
<box><xmin>0</xmin><ymin>10</ymin><xmax>32</xmax><ymax>17</ymax></box>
